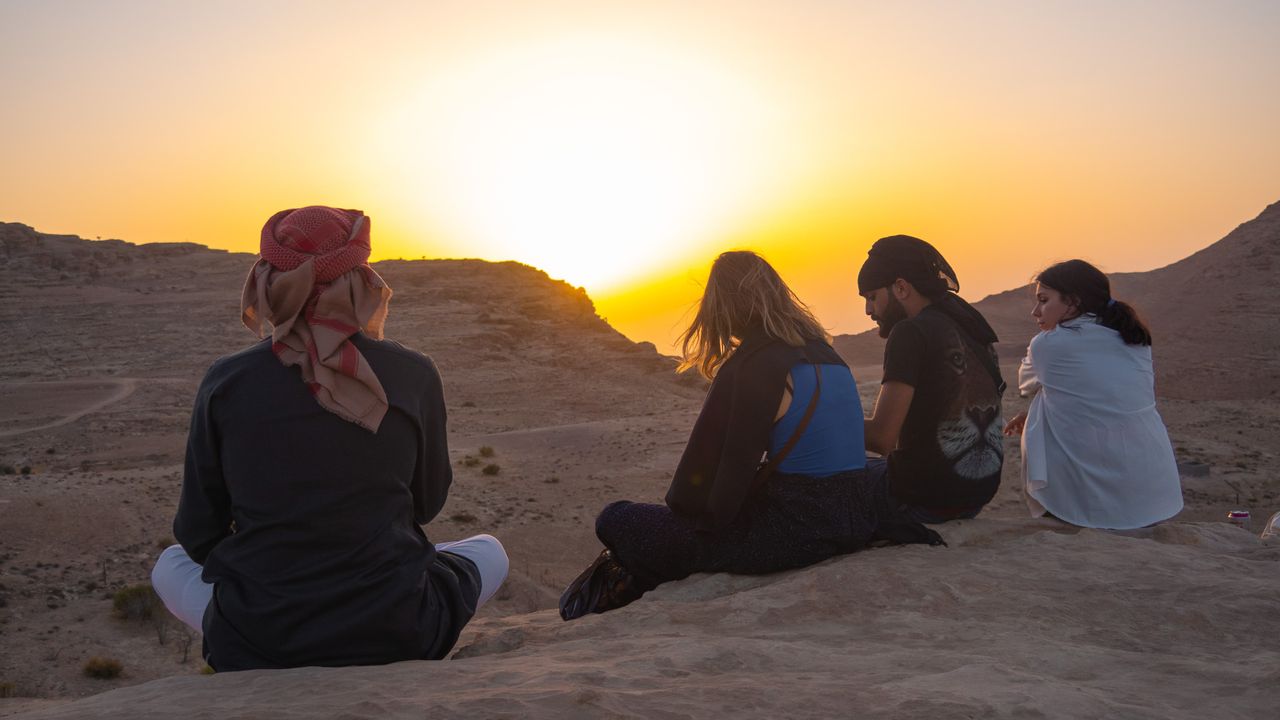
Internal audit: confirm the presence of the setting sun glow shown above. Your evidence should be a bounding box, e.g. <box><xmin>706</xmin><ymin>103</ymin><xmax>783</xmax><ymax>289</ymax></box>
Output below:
<box><xmin>3</xmin><ymin>2</ymin><xmax>1278</xmax><ymax>350</ymax></box>
<box><xmin>375</xmin><ymin>34</ymin><xmax>796</xmax><ymax>291</ymax></box>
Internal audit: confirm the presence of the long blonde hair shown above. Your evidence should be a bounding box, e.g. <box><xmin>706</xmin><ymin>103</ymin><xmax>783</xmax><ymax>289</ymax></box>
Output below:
<box><xmin>678</xmin><ymin>251</ymin><xmax>830</xmax><ymax>379</ymax></box>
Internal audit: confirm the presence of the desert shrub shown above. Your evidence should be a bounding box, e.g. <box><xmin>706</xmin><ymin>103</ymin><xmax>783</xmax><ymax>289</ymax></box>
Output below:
<box><xmin>0</xmin><ymin>465</ymin><xmax>13</xmax><ymax>475</ymax></box>
<box><xmin>479</xmin><ymin>446</ymin><xmax>495</xmax><ymax>458</ymax></box>
<box><xmin>482</xmin><ymin>464</ymin><xmax>501</xmax><ymax>476</ymax></box>
<box><xmin>0</xmin><ymin>681</ymin><xmax>16</xmax><ymax>698</ymax></box>
<box><xmin>544</xmin><ymin>476</ymin><xmax>560</xmax><ymax>484</ymax></box>
<box><xmin>177</xmin><ymin>628</ymin><xmax>195</xmax><ymax>662</ymax></box>
<box><xmin>461</xmin><ymin>401</ymin><xmax>476</xmax><ymax>408</ymax></box>
<box><xmin>83</xmin><ymin>657</ymin><xmax>123</xmax><ymax>679</ymax></box>
<box><xmin>461</xmin><ymin>456</ymin><xmax>482</xmax><ymax>467</ymax></box>
<box><xmin>19</xmin><ymin>466</ymin><xmax>30</xmax><ymax>476</ymax></box>
<box><xmin>450</xmin><ymin>511</ymin><xmax>477</xmax><ymax>524</ymax></box>
<box><xmin>112</xmin><ymin>584</ymin><xmax>159</xmax><ymax>621</ymax></box>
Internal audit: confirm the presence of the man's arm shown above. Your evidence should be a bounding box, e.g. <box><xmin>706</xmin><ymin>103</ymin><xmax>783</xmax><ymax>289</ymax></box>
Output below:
<box><xmin>865</xmin><ymin>320</ymin><xmax>924</xmax><ymax>457</ymax></box>
<box><xmin>173</xmin><ymin>380</ymin><xmax>232</xmax><ymax>564</ymax></box>
<box><xmin>412</xmin><ymin>356</ymin><xmax>453</xmax><ymax>525</ymax></box>
<box><xmin>864</xmin><ymin>380</ymin><xmax>915</xmax><ymax>456</ymax></box>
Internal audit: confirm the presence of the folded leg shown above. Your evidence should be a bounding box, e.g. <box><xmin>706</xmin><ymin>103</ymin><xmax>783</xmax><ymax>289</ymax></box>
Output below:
<box><xmin>435</xmin><ymin>534</ymin><xmax>509</xmax><ymax>609</ymax></box>
<box><xmin>151</xmin><ymin>544</ymin><xmax>213</xmax><ymax>633</ymax></box>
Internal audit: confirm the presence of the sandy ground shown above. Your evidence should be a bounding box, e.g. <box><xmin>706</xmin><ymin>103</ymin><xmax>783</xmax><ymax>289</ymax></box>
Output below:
<box><xmin>1</xmin><ymin>220</ymin><xmax>1278</xmax><ymax>717</ymax></box>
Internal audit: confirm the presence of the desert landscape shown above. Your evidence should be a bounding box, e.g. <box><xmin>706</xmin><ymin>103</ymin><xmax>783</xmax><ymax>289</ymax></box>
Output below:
<box><xmin>2</xmin><ymin>202</ymin><xmax>1279</xmax><ymax>718</ymax></box>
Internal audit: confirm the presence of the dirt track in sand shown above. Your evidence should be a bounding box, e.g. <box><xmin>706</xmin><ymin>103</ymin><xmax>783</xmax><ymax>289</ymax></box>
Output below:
<box><xmin>0</xmin><ymin>378</ymin><xmax>195</xmax><ymax>438</ymax></box>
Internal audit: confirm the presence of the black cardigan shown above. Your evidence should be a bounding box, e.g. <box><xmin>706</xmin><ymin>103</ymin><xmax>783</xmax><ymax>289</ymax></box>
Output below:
<box><xmin>174</xmin><ymin>335</ymin><xmax>479</xmax><ymax>671</ymax></box>
<box><xmin>665</xmin><ymin>333</ymin><xmax>849</xmax><ymax>531</ymax></box>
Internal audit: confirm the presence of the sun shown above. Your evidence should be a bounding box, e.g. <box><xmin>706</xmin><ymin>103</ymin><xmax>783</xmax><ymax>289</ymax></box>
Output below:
<box><xmin>376</xmin><ymin>32</ymin><xmax>793</xmax><ymax>291</ymax></box>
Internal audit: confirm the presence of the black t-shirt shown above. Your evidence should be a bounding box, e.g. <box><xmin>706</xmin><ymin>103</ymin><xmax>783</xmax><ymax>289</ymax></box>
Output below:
<box><xmin>882</xmin><ymin>304</ymin><xmax>1004</xmax><ymax>509</ymax></box>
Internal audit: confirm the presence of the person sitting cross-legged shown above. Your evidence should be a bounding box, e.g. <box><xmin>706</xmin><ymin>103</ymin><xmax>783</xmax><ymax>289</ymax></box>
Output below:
<box><xmin>150</xmin><ymin>206</ymin><xmax>508</xmax><ymax>671</ymax></box>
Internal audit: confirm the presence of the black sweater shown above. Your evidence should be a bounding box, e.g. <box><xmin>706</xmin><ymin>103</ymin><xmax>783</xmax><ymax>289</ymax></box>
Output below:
<box><xmin>174</xmin><ymin>335</ymin><xmax>479</xmax><ymax>671</ymax></box>
<box><xmin>665</xmin><ymin>334</ymin><xmax>848</xmax><ymax>531</ymax></box>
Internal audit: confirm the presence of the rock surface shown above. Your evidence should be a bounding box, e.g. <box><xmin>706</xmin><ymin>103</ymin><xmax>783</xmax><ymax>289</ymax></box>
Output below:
<box><xmin>14</xmin><ymin>520</ymin><xmax>1280</xmax><ymax>719</ymax></box>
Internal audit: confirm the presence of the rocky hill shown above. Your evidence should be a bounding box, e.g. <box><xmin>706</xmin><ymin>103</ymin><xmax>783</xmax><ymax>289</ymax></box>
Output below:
<box><xmin>835</xmin><ymin>201</ymin><xmax>1280</xmax><ymax>400</ymax></box>
<box><xmin>0</xmin><ymin>222</ymin><xmax>700</xmax><ymax>431</ymax></box>
<box><xmin>0</xmin><ymin>222</ymin><xmax>706</xmax><ymax>705</ymax></box>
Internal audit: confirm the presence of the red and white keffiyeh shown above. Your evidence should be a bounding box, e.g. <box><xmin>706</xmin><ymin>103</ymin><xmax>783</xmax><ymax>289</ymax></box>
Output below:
<box><xmin>241</xmin><ymin>206</ymin><xmax>392</xmax><ymax>432</ymax></box>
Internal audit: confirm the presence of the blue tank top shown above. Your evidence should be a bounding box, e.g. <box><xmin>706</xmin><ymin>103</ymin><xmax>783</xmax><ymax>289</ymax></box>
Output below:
<box><xmin>769</xmin><ymin>363</ymin><xmax>866</xmax><ymax>475</ymax></box>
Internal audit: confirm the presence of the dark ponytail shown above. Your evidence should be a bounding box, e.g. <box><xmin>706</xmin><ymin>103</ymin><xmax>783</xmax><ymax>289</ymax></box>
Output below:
<box><xmin>1096</xmin><ymin>298</ymin><xmax>1152</xmax><ymax>346</ymax></box>
<box><xmin>1037</xmin><ymin>260</ymin><xmax>1152</xmax><ymax>346</ymax></box>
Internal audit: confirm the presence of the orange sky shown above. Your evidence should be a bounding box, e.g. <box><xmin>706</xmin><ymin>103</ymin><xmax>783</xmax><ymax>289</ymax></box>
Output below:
<box><xmin>3</xmin><ymin>1</ymin><xmax>1278</xmax><ymax>349</ymax></box>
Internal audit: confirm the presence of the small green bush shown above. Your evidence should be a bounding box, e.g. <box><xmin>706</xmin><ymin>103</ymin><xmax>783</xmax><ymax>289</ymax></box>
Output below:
<box><xmin>112</xmin><ymin>584</ymin><xmax>159</xmax><ymax>621</ymax></box>
<box><xmin>0</xmin><ymin>465</ymin><xmax>14</xmax><ymax>475</ymax></box>
<box><xmin>19</xmin><ymin>466</ymin><xmax>31</xmax><ymax>476</ymax></box>
<box><xmin>481</xmin><ymin>464</ymin><xmax>501</xmax><ymax>476</ymax></box>
<box><xmin>0</xmin><ymin>681</ymin><xmax>17</xmax><ymax>698</ymax></box>
<box><xmin>478</xmin><ymin>446</ymin><xmax>495</xmax><ymax>458</ymax></box>
<box><xmin>83</xmin><ymin>657</ymin><xmax>123</xmax><ymax>679</ymax></box>
<box><xmin>462</xmin><ymin>456</ymin><xmax>482</xmax><ymax>467</ymax></box>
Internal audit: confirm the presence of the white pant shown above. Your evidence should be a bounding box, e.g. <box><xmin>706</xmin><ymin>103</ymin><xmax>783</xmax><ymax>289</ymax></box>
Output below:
<box><xmin>151</xmin><ymin>534</ymin><xmax>510</xmax><ymax>633</ymax></box>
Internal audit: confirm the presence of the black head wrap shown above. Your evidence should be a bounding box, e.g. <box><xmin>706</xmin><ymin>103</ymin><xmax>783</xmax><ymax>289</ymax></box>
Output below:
<box><xmin>856</xmin><ymin>235</ymin><xmax>1000</xmax><ymax>347</ymax></box>
<box><xmin>857</xmin><ymin>235</ymin><xmax>959</xmax><ymax>298</ymax></box>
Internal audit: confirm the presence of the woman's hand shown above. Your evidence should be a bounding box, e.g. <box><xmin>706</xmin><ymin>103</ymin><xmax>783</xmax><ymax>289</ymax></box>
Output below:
<box><xmin>1003</xmin><ymin>410</ymin><xmax>1028</xmax><ymax>436</ymax></box>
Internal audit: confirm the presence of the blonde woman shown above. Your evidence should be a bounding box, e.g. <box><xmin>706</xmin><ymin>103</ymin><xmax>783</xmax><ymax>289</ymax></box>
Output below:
<box><xmin>559</xmin><ymin>251</ymin><xmax>942</xmax><ymax>620</ymax></box>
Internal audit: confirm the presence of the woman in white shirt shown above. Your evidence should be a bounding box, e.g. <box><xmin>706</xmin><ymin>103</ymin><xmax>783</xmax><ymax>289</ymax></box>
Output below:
<box><xmin>1003</xmin><ymin>260</ymin><xmax>1183</xmax><ymax>529</ymax></box>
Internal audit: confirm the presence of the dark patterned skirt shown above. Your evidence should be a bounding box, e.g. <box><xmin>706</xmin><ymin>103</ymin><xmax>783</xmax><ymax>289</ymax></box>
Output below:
<box><xmin>594</xmin><ymin>466</ymin><xmax>942</xmax><ymax>591</ymax></box>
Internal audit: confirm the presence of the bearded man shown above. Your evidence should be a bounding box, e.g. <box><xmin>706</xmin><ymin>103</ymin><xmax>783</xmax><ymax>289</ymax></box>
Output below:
<box><xmin>857</xmin><ymin>235</ymin><xmax>1006</xmax><ymax>523</ymax></box>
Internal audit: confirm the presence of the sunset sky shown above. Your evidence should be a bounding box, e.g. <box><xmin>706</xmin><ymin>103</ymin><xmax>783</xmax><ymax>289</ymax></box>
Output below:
<box><xmin>3</xmin><ymin>1</ymin><xmax>1278</xmax><ymax>348</ymax></box>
